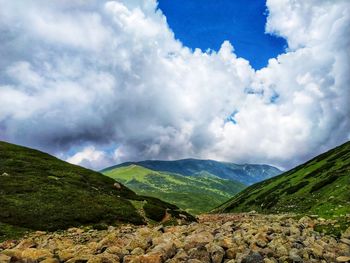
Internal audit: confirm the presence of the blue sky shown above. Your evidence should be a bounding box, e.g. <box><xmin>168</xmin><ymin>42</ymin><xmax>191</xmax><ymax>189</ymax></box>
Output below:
<box><xmin>158</xmin><ymin>0</ymin><xmax>287</xmax><ymax>69</ymax></box>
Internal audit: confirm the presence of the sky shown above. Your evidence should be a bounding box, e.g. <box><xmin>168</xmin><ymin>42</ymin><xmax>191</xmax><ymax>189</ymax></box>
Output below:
<box><xmin>157</xmin><ymin>0</ymin><xmax>287</xmax><ymax>69</ymax></box>
<box><xmin>0</xmin><ymin>0</ymin><xmax>349</xmax><ymax>171</ymax></box>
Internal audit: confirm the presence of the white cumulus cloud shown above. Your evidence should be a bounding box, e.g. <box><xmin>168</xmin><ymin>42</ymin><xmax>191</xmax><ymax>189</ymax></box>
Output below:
<box><xmin>0</xmin><ymin>0</ymin><xmax>349</xmax><ymax>170</ymax></box>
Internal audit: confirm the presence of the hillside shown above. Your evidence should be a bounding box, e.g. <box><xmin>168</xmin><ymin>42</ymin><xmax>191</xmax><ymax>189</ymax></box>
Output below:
<box><xmin>103</xmin><ymin>158</ymin><xmax>282</xmax><ymax>185</ymax></box>
<box><xmin>0</xmin><ymin>141</ymin><xmax>194</xmax><ymax>241</ymax></box>
<box><xmin>214</xmin><ymin>141</ymin><xmax>350</xmax><ymax>218</ymax></box>
<box><xmin>103</xmin><ymin>165</ymin><xmax>246</xmax><ymax>214</ymax></box>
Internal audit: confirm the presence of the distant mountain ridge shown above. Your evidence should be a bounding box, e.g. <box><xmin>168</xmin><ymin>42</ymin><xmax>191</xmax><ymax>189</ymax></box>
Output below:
<box><xmin>213</xmin><ymin>141</ymin><xmax>350</xmax><ymax>218</ymax></box>
<box><xmin>103</xmin><ymin>164</ymin><xmax>246</xmax><ymax>214</ymax></box>
<box><xmin>102</xmin><ymin>158</ymin><xmax>282</xmax><ymax>185</ymax></box>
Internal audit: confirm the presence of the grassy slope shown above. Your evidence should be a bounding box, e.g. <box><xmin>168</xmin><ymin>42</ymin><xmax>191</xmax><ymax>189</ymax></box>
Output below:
<box><xmin>214</xmin><ymin>141</ymin><xmax>350</xmax><ymax>218</ymax></box>
<box><xmin>0</xmin><ymin>141</ymin><xmax>194</xmax><ymax>241</ymax></box>
<box><xmin>103</xmin><ymin>165</ymin><xmax>246</xmax><ymax>214</ymax></box>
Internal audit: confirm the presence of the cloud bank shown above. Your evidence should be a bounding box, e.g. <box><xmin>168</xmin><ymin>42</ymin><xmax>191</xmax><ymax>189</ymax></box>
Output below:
<box><xmin>0</xmin><ymin>0</ymin><xmax>349</xmax><ymax>170</ymax></box>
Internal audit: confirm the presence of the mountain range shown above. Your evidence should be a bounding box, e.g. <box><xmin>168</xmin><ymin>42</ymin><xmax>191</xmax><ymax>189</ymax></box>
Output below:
<box><xmin>102</xmin><ymin>159</ymin><xmax>281</xmax><ymax>214</ymax></box>
<box><xmin>103</xmin><ymin>159</ymin><xmax>282</xmax><ymax>185</ymax></box>
<box><xmin>102</xmin><ymin>164</ymin><xmax>246</xmax><ymax>214</ymax></box>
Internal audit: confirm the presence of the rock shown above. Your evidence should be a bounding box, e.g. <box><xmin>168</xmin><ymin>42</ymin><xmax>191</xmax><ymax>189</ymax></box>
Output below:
<box><xmin>187</xmin><ymin>260</ymin><xmax>202</xmax><ymax>263</ymax></box>
<box><xmin>87</xmin><ymin>253</ymin><xmax>120</xmax><ymax>263</ymax></box>
<box><xmin>57</xmin><ymin>249</ymin><xmax>74</xmax><ymax>261</ymax></box>
<box><xmin>274</xmin><ymin>244</ymin><xmax>288</xmax><ymax>257</ymax></box>
<box><xmin>124</xmin><ymin>253</ymin><xmax>163</xmax><ymax>263</ymax></box>
<box><xmin>340</xmin><ymin>238</ymin><xmax>350</xmax><ymax>246</ymax></box>
<box><xmin>242</xmin><ymin>252</ymin><xmax>264</xmax><ymax>263</ymax></box>
<box><xmin>0</xmin><ymin>254</ymin><xmax>11</xmax><ymax>263</ymax></box>
<box><xmin>226</xmin><ymin>247</ymin><xmax>237</xmax><ymax>259</ymax></box>
<box><xmin>310</xmin><ymin>243</ymin><xmax>323</xmax><ymax>258</ymax></box>
<box><xmin>21</xmin><ymin>248</ymin><xmax>53</xmax><ymax>262</ymax></box>
<box><xmin>298</xmin><ymin>216</ymin><xmax>314</xmax><ymax>228</ymax></box>
<box><xmin>151</xmin><ymin>241</ymin><xmax>176</xmax><ymax>260</ymax></box>
<box><xmin>184</xmin><ymin>231</ymin><xmax>214</xmax><ymax>249</ymax></box>
<box><xmin>40</xmin><ymin>258</ymin><xmax>60</xmax><ymax>263</ymax></box>
<box><xmin>342</xmin><ymin>227</ymin><xmax>350</xmax><ymax>239</ymax></box>
<box><xmin>337</xmin><ymin>256</ymin><xmax>350</xmax><ymax>262</ymax></box>
<box><xmin>113</xmin><ymin>182</ymin><xmax>121</xmax><ymax>189</ymax></box>
<box><xmin>218</xmin><ymin>237</ymin><xmax>234</xmax><ymax>249</ymax></box>
<box><xmin>105</xmin><ymin>246</ymin><xmax>129</xmax><ymax>259</ymax></box>
<box><xmin>131</xmin><ymin>247</ymin><xmax>144</xmax><ymax>255</ymax></box>
<box><xmin>188</xmin><ymin>245</ymin><xmax>210</xmax><ymax>263</ymax></box>
<box><xmin>15</xmin><ymin>239</ymin><xmax>37</xmax><ymax>249</ymax></box>
<box><xmin>289</xmin><ymin>248</ymin><xmax>302</xmax><ymax>262</ymax></box>
<box><xmin>66</xmin><ymin>255</ymin><xmax>93</xmax><ymax>263</ymax></box>
<box><xmin>207</xmin><ymin>244</ymin><xmax>225</xmax><ymax>263</ymax></box>
<box><xmin>1</xmin><ymin>248</ymin><xmax>22</xmax><ymax>261</ymax></box>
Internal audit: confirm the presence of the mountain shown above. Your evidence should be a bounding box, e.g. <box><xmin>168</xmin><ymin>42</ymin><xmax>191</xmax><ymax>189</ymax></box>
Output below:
<box><xmin>214</xmin><ymin>141</ymin><xmax>350</xmax><ymax>218</ymax></box>
<box><xmin>0</xmin><ymin>141</ymin><xmax>194</xmax><ymax>241</ymax></box>
<box><xmin>103</xmin><ymin>164</ymin><xmax>246</xmax><ymax>214</ymax></box>
<box><xmin>103</xmin><ymin>159</ymin><xmax>282</xmax><ymax>185</ymax></box>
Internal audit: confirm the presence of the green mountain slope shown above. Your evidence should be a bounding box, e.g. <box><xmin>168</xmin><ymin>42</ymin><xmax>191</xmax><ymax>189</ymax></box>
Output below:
<box><xmin>0</xmin><ymin>141</ymin><xmax>194</xmax><ymax>241</ymax></box>
<box><xmin>214</xmin><ymin>141</ymin><xmax>350</xmax><ymax>218</ymax></box>
<box><xmin>104</xmin><ymin>159</ymin><xmax>282</xmax><ymax>185</ymax></box>
<box><xmin>103</xmin><ymin>165</ymin><xmax>246</xmax><ymax>214</ymax></box>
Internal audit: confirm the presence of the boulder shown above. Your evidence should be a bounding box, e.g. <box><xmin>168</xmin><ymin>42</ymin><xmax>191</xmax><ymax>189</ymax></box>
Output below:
<box><xmin>207</xmin><ymin>244</ymin><xmax>225</xmax><ymax>263</ymax></box>
<box><xmin>188</xmin><ymin>245</ymin><xmax>210</xmax><ymax>263</ymax></box>
<box><xmin>21</xmin><ymin>248</ymin><xmax>53</xmax><ymax>262</ymax></box>
<box><xmin>242</xmin><ymin>252</ymin><xmax>264</xmax><ymax>263</ymax></box>
<box><xmin>0</xmin><ymin>254</ymin><xmax>11</xmax><ymax>263</ymax></box>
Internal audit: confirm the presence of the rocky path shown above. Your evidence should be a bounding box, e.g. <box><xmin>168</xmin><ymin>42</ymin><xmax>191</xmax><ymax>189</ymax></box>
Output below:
<box><xmin>1</xmin><ymin>213</ymin><xmax>350</xmax><ymax>263</ymax></box>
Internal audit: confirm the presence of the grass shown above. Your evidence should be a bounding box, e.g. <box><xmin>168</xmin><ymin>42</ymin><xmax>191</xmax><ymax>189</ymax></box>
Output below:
<box><xmin>0</xmin><ymin>141</ymin><xmax>195</xmax><ymax>241</ymax></box>
<box><xmin>213</xmin><ymin>141</ymin><xmax>350</xmax><ymax>221</ymax></box>
<box><xmin>104</xmin><ymin>165</ymin><xmax>246</xmax><ymax>214</ymax></box>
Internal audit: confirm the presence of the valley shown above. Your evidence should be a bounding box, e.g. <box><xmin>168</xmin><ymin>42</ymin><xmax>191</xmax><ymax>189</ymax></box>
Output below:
<box><xmin>103</xmin><ymin>165</ymin><xmax>246</xmax><ymax>214</ymax></box>
<box><xmin>0</xmin><ymin>140</ymin><xmax>350</xmax><ymax>262</ymax></box>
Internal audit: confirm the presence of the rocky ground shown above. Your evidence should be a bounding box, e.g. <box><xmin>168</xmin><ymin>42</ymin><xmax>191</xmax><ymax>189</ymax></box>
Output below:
<box><xmin>1</xmin><ymin>213</ymin><xmax>350</xmax><ymax>263</ymax></box>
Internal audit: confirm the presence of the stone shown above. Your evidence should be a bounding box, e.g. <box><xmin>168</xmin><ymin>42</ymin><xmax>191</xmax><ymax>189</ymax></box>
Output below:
<box><xmin>340</xmin><ymin>238</ymin><xmax>350</xmax><ymax>246</ymax></box>
<box><xmin>188</xmin><ymin>245</ymin><xmax>210</xmax><ymax>263</ymax></box>
<box><xmin>184</xmin><ymin>231</ymin><xmax>214</xmax><ymax>249</ymax></box>
<box><xmin>87</xmin><ymin>253</ymin><xmax>120</xmax><ymax>263</ymax></box>
<box><xmin>289</xmin><ymin>248</ymin><xmax>302</xmax><ymax>263</ymax></box>
<box><xmin>226</xmin><ymin>247</ymin><xmax>237</xmax><ymax>259</ymax></box>
<box><xmin>310</xmin><ymin>243</ymin><xmax>323</xmax><ymax>258</ymax></box>
<box><xmin>16</xmin><ymin>239</ymin><xmax>37</xmax><ymax>249</ymax></box>
<box><xmin>21</xmin><ymin>248</ymin><xmax>53</xmax><ymax>262</ymax></box>
<box><xmin>131</xmin><ymin>247</ymin><xmax>144</xmax><ymax>255</ymax></box>
<box><xmin>40</xmin><ymin>258</ymin><xmax>60</xmax><ymax>263</ymax></box>
<box><xmin>187</xmin><ymin>260</ymin><xmax>202</xmax><ymax>263</ymax></box>
<box><xmin>124</xmin><ymin>253</ymin><xmax>162</xmax><ymax>263</ymax></box>
<box><xmin>242</xmin><ymin>252</ymin><xmax>264</xmax><ymax>263</ymax></box>
<box><xmin>57</xmin><ymin>249</ymin><xmax>74</xmax><ymax>261</ymax></box>
<box><xmin>151</xmin><ymin>241</ymin><xmax>176</xmax><ymax>260</ymax></box>
<box><xmin>274</xmin><ymin>244</ymin><xmax>288</xmax><ymax>257</ymax></box>
<box><xmin>207</xmin><ymin>244</ymin><xmax>225</xmax><ymax>263</ymax></box>
<box><xmin>0</xmin><ymin>254</ymin><xmax>11</xmax><ymax>263</ymax></box>
<box><xmin>342</xmin><ymin>227</ymin><xmax>350</xmax><ymax>239</ymax></box>
<box><xmin>1</xmin><ymin>249</ymin><xmax>22</xmax><ymax>261</ymax></box>
<box><xmin>337</xmin><ymin>256</ymin><xmax>350</xmax><ymax>262</ymax></box>
<box><xmin>298</xmin><ymin>216</ymin><xmax>314</xmax><ymax>228</ymax></box>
